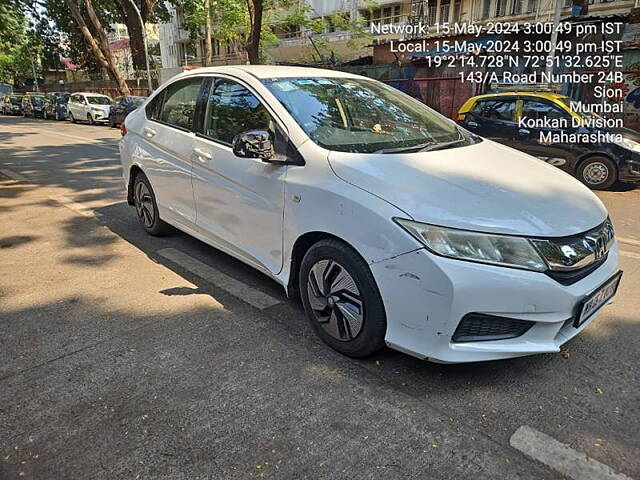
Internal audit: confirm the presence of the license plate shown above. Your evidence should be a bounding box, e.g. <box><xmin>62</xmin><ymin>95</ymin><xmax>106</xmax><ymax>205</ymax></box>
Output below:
<box><xmin>574</xmin><ymin>271</ymin><xmax>623</xmax><ymax>328</ymax></box>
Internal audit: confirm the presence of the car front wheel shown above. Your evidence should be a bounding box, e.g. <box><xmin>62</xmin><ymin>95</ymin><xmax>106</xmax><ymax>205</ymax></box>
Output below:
<box><xmin>577</xmin><ymin>156</ymin><xmax>617</xmax><ymax>190</ymax></box>
<box><xmin>69</xmin><ymin>112</ymin><xmax>76</xmax><ymax>123</ymax></box>
<box><xmin>133</xmin><ymin>172</ymin><xmax>170</xmax><ymax>236</ymax></box>
<box><xmin>299</xmin><ymin>239</ymin><xmax>386</xmax><ymax>358</ymax></box>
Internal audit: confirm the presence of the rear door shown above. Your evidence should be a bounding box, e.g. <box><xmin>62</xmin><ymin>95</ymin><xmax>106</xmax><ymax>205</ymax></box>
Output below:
<box><xmin>190</xmin><ymin>75</ymin><xmax>287</xmax><ymax>274</ymax></box>
<box><xmin>136</xmin><ymin>76</ymin><xmax>205</xmax><ymax>226</ymax></box>
<box><xmin>513</xmin><ymin>98</ymin><xmax>576</xmax><ymax>170</ymax></box>
<box><xmin>461</xmin><ymin>98</ymin><xmax>517</xmax><ymax>144</ymax></box>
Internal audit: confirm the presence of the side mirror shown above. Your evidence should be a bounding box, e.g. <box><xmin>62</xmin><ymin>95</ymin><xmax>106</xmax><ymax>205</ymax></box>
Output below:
<box><xmin>232</xmin><ymin>130</ymin><xmax>275</xmax><ymax>162</ymax></box>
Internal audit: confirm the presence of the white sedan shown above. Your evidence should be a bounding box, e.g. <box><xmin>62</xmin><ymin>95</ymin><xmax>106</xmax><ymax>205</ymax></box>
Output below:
<box><xmin>68</xmin><ymin>92</ymin><xmax>112</xmax><ymax>124</ymax></box>
<box><xmin>118</xmin><ymin>65</ymin><xmax>620</xmax><ymax>363</ymax></box>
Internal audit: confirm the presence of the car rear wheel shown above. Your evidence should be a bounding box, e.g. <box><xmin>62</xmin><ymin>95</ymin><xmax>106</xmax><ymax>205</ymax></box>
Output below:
<box><xmin>577</xmin><ymin>156</ymin><xmax>617</xmax><ymax>190</ymax></box>
<box><xmin>43</xmin><ymin>110</ymin><xmax>48</xmax><ymax>120</ymax></box>
<box><xmin>299</xmin><ymin>239</ymin><xmax>386</xmax><ymax>358</ymax></box>
<box><xmin>133</xmin><ymin>172</ymin><xmax>170</xmax><ymax>236</ymax></box>
<box><xmin>69</xmin><ymin>112</ymin><xmax>76</xmax><ymax>123</ymax></box>
<box><xmin>87</xmin><ymin>113</ymin><xmax>94</xmax><ymax>125</ymax></box>
<box><xmin>55</xmin><ymin>110</ymin><xmax>60</xmax><ymax>121</ymax></box>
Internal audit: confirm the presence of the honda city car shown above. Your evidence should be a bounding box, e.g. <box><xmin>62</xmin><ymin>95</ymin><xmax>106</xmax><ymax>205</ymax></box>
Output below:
<box><xmin>118</xmin><ymin>66</ymin><xmax>621</xmax><ymax>363</ymax></box>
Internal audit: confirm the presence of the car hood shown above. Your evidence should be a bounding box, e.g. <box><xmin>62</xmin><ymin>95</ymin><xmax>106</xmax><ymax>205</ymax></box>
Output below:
<box><xmin>327</xmin><ymin>140</ymin><xmax>608</xmax><ymax>237</ymax></box>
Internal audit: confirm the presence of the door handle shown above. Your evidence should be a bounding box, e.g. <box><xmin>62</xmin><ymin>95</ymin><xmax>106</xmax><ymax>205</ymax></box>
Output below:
<box><xmin>143</xmin><ymin>127</ymin><xmax>156</xmax><ymax>138</ymax></box>
<box><xmin>193</xmin><ymin>147</ymin><xmax>212</xmax><ymax>162</ymax></box>
<box><xmin>518</xmin><ymin>128</ymin><xmax>530</xmax><ymax>135</ymax></box>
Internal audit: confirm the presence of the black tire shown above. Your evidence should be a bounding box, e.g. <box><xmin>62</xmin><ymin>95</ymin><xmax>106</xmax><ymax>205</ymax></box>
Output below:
<box><xmin>299</xmin><ymin>239</ymin><xmax>386</xmax><ymax>358</ymax></box>
<box><xmin>70</xmin><ymin>112</ymin><xmax>76</xmax><ymax>123</ymax></box>
<box><xmin>43</xmin><ymin>110</ymin><xmax>48</xmax><ymax>120</ymax></box>
<box><xmin>108</xmin><ymin>117</ymin><xmax>116</xmax><ymax>128</ymax></box>
<box><xmin>576</xmin><ymin>156</ymin><xmax>617</xmax><ymax>190</ymax></box>
<box><xmin>133</xmin><ymin>172</ymin><xmax>170</xmax><ymax>236</ymax></box>
<box><xmin>55</xmin><ymin>110</ymin><xmax>60</xmax><ymax>121</ymax></box>
<box><xmin>87</xmin><ymin>113</ymin><xmax>94</xmax><ymax>125</ymax></box>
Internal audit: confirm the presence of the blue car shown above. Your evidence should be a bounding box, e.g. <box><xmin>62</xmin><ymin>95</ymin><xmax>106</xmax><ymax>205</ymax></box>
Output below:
<box><xmin>109</xmin><ymin>95</ymin><xmax>147</xmax><ymax>128</ymax></box>
<box><xmin>43</xmin><ymin>92</ymin><xmax>70</xmax><ymax>121</ymax></box>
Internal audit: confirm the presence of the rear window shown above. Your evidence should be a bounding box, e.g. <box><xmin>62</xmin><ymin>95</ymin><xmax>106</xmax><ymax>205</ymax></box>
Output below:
<box><xmin>471</xmin><ymin>99</ymin><xmax>515</xmax><ymax>122</ymax></box>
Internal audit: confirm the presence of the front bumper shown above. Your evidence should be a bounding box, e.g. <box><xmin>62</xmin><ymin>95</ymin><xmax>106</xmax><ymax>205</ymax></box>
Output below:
<box><xmin>371</xmin><ymin>243</ymin><xmax>620</xmax><ymax>363</ymax></box>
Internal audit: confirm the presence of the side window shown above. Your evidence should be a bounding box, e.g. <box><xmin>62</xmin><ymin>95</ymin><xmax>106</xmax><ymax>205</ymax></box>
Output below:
<box><xmin>205</xmin><ymin>78</ymin><xmax>273</xmax><ymax>145</ymax></box>
<box><xmin>157</xmin><ymin>77</ymin><xmax>203</xmax><ymax>130</ymax></box>
<box><xmin>521</xmin><ymin>100</ymin><xmax>570</xmax><ymax>122</ymax></box>
<box><xmin>145</xmin><ymin>91</ymin><xmax>164</xmax><ymax>120</ymax></box>
<box><xmin>471</xmin><ymin>99</ymin><xmax>515</xmax><ymax>122</ymax></box>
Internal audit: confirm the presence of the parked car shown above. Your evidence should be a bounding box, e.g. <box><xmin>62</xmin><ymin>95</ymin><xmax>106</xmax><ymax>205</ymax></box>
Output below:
<box><xmin>119</xmin><ymin>66</ymin><xmax>621</xmax><ymax>363</ymax></box>
<box><xmin>108</xmin><ymin>95</ymin><xmax>147</xmax><ymax>128</ymax></box>
<box><xmin>67</xmin><ymin>92</ymin><xmax>112</xmax><ymax>124</ymax></box>
<box><xmin>2</xmin><ymin>94</ymin><xmax>23</xmax><ymax>115</ymax></box>
<box><xmin>43</xmin><ymin>92</ymin><xmax>71</xmax><ymax>121</ymax></box>
<box><xmin>22</xmin><ymin>94</ymin><xmax>45</xmax><ymax>118</ymax></box>
<box><xmin>457</xmin><ymin>91</ymin><xmax>640</xmax><ymax>190</ymax></box>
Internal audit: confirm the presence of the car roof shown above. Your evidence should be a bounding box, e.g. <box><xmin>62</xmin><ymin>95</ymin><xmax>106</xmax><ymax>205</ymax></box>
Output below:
<box><xmin>469</xmin><ymin>92</ymin><xmax>569</xmax><ymax>102</ymax></box>
<box><xmin>178</xmin><ymin>65</ymin><xmax>361</xmax><ymax>80</ymax></box>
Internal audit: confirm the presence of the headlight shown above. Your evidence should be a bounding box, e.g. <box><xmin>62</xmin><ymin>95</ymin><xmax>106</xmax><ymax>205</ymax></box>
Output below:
<box><xmin>394</xmin><ymin>219</ymin><xmax>547</xmax><ymax>272</ymax></box>
<box><xmin>615</xmin><ymin>136</ymin><xmax>640</xmax><ymax>152</ymax></box>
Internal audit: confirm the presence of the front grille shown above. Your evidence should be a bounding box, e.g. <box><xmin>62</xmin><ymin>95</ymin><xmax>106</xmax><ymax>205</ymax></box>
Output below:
<box><xmin>545</xmin><ymin>252</ymin><xmax>608</xmax><ymax>285</ymax></box>
<box><xmin>452</xmin><ymin>313</ymin><xmax>534</xmax><ymax>343</ymax></box>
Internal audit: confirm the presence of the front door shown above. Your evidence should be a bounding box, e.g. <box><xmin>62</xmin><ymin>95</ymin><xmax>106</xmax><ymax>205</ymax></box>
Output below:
<box><xmin>191</xmin><ymin>76</ymin><xmax>287</xmax><ymax>274</ymax></box>
<box><xmin>513</xmin><ymin>99</ymin><xmax>576</xmax><ymax>171</ymax></box>
<box><xmin>138</xmin><ymin>76</ymin><xmax>204</xmax><ymax>226</ymax></box>
<box><xmin>462</xmin><ymin>97</ymin><xmax>518</xmax><ymax>145</ymax></box>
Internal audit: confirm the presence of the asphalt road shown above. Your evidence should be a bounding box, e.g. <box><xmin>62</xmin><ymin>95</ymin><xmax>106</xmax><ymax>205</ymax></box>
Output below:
<box><xmin>1</xmin><ymin>115</ymin><xmax>639</xmax><ymax>480</ymax></box>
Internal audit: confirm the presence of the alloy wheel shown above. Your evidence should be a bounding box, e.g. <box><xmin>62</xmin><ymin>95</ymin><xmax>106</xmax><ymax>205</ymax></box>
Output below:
<box><xmin>583</xmin><ymin>162</ymin><xmax>609</xmax><ymax>185</ymax></box>
<box><xmin>134</xmin><ymin>181</ymin><xmax>155</xmax><ymax>228</ymax></box>
<box><xmin>306</xmin><ymin>259</ymin><xmax>364</xmax><ymax>341</ymax></box>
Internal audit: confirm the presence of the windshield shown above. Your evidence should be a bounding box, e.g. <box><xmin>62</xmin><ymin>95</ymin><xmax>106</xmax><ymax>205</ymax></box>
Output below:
<box><xmin>32</xmin><ymin>96</ymin><xmax>44</xmax><ymax>105</ymax></box>
<box><xmin>10</xmin><ymin>95</ymin><xmax>22</xmax><ymax>104</ymax></box>
<box><xmin>262</xmin><ymin>77</ymin><xmax>465</xmax><ymax>153</ymax></box>
<box><xmin>56</xmin><ymin>93</ymin><xmax>70</xmax><ymax>102</ymax></box>
<box><xmin>87</xmin><ymin>96</ymin><xmax>111</xmax><ymax>105</ymax></box>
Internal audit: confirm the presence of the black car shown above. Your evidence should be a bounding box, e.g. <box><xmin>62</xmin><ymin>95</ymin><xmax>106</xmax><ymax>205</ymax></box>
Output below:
<box><xmin>2</xmin><ymin>94</ymin><xmax>23</xmax><ymax>115</ymax></box>
<box><xmin>43</xmin><ymin>92</ymin><xmax>70</xmax><ymax>121</ymax></box>
<box><xmin>457</xmin><ymin>92</ymin><xmax>640</xmax><ymax>190</ymax></box>
<box><xmin>22</xmin><ymin>94</ymin><xmax>45</xmax><ymax>118</ymax></box>
<box><xmin>108</xmin><ymin>95</ymin><xmax>146</xmax><ymax>127</ymax></box>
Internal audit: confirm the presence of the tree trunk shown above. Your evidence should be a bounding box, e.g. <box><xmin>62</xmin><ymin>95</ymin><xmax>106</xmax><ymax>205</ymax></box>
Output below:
<box><xmin>65</xmin><ymin>0</ymin><xmax>113</xmax><ymax>76</ymax></box>
<box><xmin>245</xmin><ymin>0</ymin><xmax>262</xmax><ymax>64</ymax></box>
<box><xmin>84</xmin><ymin>0</ymin><xmax>131</xmax><ymax>95</ymax></box>
<box><xmin>204</xmin><ymin>0</ymin><xmax>212</xmax><ymax>66</ymax></box>
<box><xmin>115</xmin><ymin>0</ymin><xmax>147</xmax><ymax>72</ymax></box>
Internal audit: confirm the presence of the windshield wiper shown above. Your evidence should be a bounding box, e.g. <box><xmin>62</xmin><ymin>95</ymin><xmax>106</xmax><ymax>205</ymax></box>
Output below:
<box><xmin>417</xmin><ymin>138</ymin><xmax>468</xmax><ymax>152</ymax></box>
<box><xmin>373</xmin><ymin>142</ymin><xmax>436</xmax><ymax>154</ymax></box>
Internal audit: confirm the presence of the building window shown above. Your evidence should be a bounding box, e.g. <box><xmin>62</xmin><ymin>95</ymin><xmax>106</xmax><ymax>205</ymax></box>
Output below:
<box><xmin>511</xmin><ymin>0</ymin><xmax>523</xmax><ymax>15</ymax></box>
<box><xmin>481</xmin><ymin>0</ymin><xmax>491</xmax><ymax>18</ymax></box>
<box><xmin>452</xmin><ymin>0</ymin><xmax>462</xmax><ymax>22</ymax></box>
<box><xmin>362</xmin><ymin>5</ymin><xmax>401</xmax><ymax>26</ymax></box>
<box><xmin>495</xmin><ymin>0</ymin><xmax>507</xmax><ymax>16</ymax></box>
<box><xmin>527</xmin><ymin>0</ymin><xmax>539</xmax><ymax>13</ymax></box>
<box><xmin>440</xmin><ymin>0</ymin><xmax>451</xmax><ymax>23</ymax></box>
<box><xmin>427</xmin><ymin>2</ymin><xmax>437</xmax><ymax>24</ymax></box>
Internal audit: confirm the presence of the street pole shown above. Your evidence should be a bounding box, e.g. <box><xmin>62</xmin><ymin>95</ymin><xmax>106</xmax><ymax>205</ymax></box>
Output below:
<box><xmin>31</xmin><ymin>58</ymin><xmax>39</xmax><ymax>92</ymax></box>
<box><xmin>126</xmin><ymin>0</ymin><xmax>153</xmax><ymax>93</ymax></box>
<box><xmin>545</xmin><ymin>0</ymin><xmax>564</xmax><ymax>81</ymax></box>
